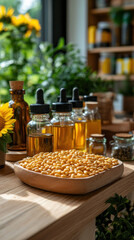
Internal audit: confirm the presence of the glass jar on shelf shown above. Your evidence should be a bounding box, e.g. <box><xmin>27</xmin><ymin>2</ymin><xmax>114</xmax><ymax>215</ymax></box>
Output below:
<box><xmin>110</xmin><ymin>133</ymin><xmax>134</xmax><ymax>161</ymax></box>
<box><xmin>96</xmin><ymin>22</ymin><xmax>111</xmax><ymax>47</ymax></box>
<box><xmin>99</xmin><ymin>53</ymin><xmax>112</xmax><ymax>75</ymax></box>
<box><xmin>89</xmin><ymin>134</ymin><xmax>107</xmax><ymax>156</ymax></box>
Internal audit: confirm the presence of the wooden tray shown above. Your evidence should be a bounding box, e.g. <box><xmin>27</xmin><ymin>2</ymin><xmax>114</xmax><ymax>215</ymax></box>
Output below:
<box><xmin>6</xmin><ymin>151</ymin><xmax>27</xmax><ymax>162</ymax></box>
<box><xmin>14</xmin><ymin>160</ymin><xmax>124</xmax><ymax>195</ymax></box>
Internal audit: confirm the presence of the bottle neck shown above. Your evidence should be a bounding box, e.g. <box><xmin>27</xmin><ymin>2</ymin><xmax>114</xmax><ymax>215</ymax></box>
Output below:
<box><xmin>10</xmin><ymin>90</ymin><xmax>24</xmax><ymax>101</ymax></box>
<box><xmin>32</xmin><ymin>114</ymin><xmax>50</xmax><ymax>122</ymax></box>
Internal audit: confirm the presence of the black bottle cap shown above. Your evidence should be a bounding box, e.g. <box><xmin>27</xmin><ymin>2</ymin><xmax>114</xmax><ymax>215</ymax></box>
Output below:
<box><xmin>52</xmin><ymin>88</ymin><xmax>72</xmax><ymax>112</ymax></box>
<box><xmin>57</xmin><ymin>96</ymin><xmax>72</xmax><ymax>102</ymax></box>
<box><xmin>83</xmin><ymin>95</ymin><xmax>97</xmax><ymax>102</ymax></box>
<box><xmin>69</xmin><ymin>87</ymin><xmax>83</xmax><ymax>108</ymax></box>
<box><xmin>30</xmin><ymin>88</ymin><xmax>50</xmax><ymax>114</ymax></box>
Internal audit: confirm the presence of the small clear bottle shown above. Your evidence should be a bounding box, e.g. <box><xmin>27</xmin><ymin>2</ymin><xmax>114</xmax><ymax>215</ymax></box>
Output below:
<box><xmin>69</xmin><ymin>87</ymin><xmax>87</xmax><ymax>151</ymax></box>
<box><xmin>84</xmin><ymin>102</ymin><xmax>101</xmax><ymax>139</ymax></box>
<box><xmin>89</xmin><ymin>134</ymin><xmax>106</xmax><ymax>156</ymax></box>
<box><xmin>51</xmin><ymin>88</ymin><xmax>74</xmax><ymax>152</ymax></box>
<box><xmin>27</xmin><ymin>89</ymin><xmax>53</xmax><ymax>157</ymax></box>
<box><xmin>110</xmin><ymin>133</ymin><xmax>134</xmax><ymax>161</ymax></box>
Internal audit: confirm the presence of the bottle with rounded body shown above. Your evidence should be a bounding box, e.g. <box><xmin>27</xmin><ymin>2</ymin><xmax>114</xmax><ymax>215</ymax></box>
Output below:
<box><xmin>84</xmin><ymin>102</ymin><xmax>101</xmax><ymax>139</ymax></box>
<box><xmin>72</xmin><ymin>109</ymin><xmax>87</xmax><ymax>151</ymax></box>
<box><xmin>8</xmin><ymin>84</ymin><xmax>30</xmax><ymax>151</ymax></box>
<box><xmin>51</xmin><ymin>112</ymin><xmax>74</xmax><ymax>152</ymax></box>
<box><xmin>27</xmin><ymin>114</ymin><xmax>53</xmax><ymax>157</ymax></box>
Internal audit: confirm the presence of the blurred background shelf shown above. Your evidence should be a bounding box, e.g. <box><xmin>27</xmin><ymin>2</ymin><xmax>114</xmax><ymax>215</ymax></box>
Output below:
<box><xmin>91</xmin><ymin>5</ymin><xmax>134</xmax><ymax>15</ymax></box>
<box><xmin>88</xmin><ymin>46</ymin><xmax>134</xmax><ymax>54</ymax></box>
<box><xmin>98</xmin><ymin>74</ymin><xmax>134</xmax><ymax>81</ymax></box>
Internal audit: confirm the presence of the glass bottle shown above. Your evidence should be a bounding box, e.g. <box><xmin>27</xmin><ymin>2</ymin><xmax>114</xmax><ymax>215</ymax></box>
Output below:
<box><xmin>69</xmin><ymin>87</ymin><xmax>87</xmax><ymax>151</ymax></box>
<box><xmin>89</xmin><ymin>134</ymin><xmax>106</xmax><ymax>156</ymax></box>
<box><xmin>84</xmin><ymin>101</ymin><xmax>101</xmax><ymax>139</ymax></box>
<box><xmin>8</xmin><ymin>81</ymin><xmax>30</xmax><ymax>151</ymax></box>
<box><xmin>51</xmin><ymin>88</ymin><xmax>74</xmax><ymax>152</ymax></box>
<box><xmin>83</xmin><ymin>95</ymin><xmax>97</xmax><ymax>108</ymax></box>
<box><xmin>27</xmin><ymin>88</ymin><xmax>53</xmax><ymax>157</ymax></box>
<box><xmin>110</xmin><ymin>133</ymin><xmax>134</xmax><ymax>161</ymax></box>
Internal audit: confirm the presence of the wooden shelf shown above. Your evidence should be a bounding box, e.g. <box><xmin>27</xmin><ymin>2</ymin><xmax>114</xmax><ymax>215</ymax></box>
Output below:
<box><xmin>98</xmin><ymin>74</ymin><xmax>134</xmax><ymax>81</ymax></box>
<box><xmin>92</xmin><ymin>5</ymin><xmax>134</xmax><ymax>14</ymax></box>
<box><xmin>88</xmin><ymin>46</ymin><xmax>134</xmax><ymax>54</ymax></box>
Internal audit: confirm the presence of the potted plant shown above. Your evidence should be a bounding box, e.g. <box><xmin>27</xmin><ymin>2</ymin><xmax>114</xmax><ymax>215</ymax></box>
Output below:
<box><xmin>0</xmin><ymin>102</ymin><xmax>15</xmax><ymax>168</ymax></box>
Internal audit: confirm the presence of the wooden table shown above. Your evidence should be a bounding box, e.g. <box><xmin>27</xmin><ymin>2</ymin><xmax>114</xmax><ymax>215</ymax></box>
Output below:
<box><xmin>1</xmin><ymin>161</ymin><xmax>134</xmax><ymax>240</ymax></box>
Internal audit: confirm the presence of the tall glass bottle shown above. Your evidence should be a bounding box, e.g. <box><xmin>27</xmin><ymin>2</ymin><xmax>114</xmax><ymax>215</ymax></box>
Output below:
<box><xmin>27</xmin><ymin>88</ymin><xmax>53</xmax><ymax>157</ymax></box>
<box><xmin>8</xmin><ymin>81</ymin><xmax>30</xmax><ymax>151</ymax></box>
<box><xmin>84</xmin><ymin>102</ymin><xmax>101</xmax><ymax>139</ymax></box>
<box><xmin>69</xmin><ymin>87</ymin><xmax>87</xmax><ymax>151</ymax></box>
<box><xmin>51</xmin><ymin>88</ymin><xmax>74</xmax><ymax>152</ymax></box>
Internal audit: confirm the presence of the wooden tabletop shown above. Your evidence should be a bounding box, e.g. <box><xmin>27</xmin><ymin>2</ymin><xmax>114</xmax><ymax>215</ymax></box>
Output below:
<box><xmin>1</xmin><ymin>161</ymin><xmax>134</xmax><ymax>240</ymax></box>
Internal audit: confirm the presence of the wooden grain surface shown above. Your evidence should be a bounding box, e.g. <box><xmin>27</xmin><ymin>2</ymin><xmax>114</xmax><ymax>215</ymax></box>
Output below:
<box><xmin>0</xmin><ymin>161</ymin><xmax>134</xmax><ymax>240</ymax></box>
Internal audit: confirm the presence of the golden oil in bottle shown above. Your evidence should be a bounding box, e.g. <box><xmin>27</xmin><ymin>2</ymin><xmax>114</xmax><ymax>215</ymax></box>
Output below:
<box><xmin>27</xmin><ymin>134</ymin><xmax>53</xmax><ymax>157</ymax></box>
<box><xmin>27</xmin><ymin>88</ymin><xmax>52</xmax><ymax>157</ymax></box>
<box><xmin>84</xmin><ymin>102</ymin><xmax>101</xmax><ymax>138</ymax></box>
<box><xmin>53</xmin><ymin>124</ymin><xmax>74</xmax><ymax>151</ymax></box>
<box><xmin>69</xmin><ymin>87</ymin><xmax>87</xmax><ymax>151</ymax></box>
<box><xmin>74</xmin><ymin>121</ymin><xmax>87</xmax><ymax>151</ymax></box>
<box><xmin>51</xmin><ymin>88</ymin><xmax>74</xmax><ymax>152</ymax></box>
<box><xmin>87</xmin><ymin>119</ymin><xmax>101</xmax><ymax>138</ymax></box>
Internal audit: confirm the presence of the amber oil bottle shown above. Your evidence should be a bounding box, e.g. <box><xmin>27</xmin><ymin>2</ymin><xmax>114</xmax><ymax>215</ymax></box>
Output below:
<box><xmin>84</xmin><ymin>102</ymin><xmax>101</xmax><ymax>139</ymax></box>
<box><xmin>69</xmin><ymin>87</ymin><xmax>87</xmax><ymax>151</ymax></box>
<box><xmin>27</xmin><ymin>88</ymin><xmax>53</xmax><ymax>157</ymax></box>
<box><xmin>51</xmin><ymin>88</ymin><xmax>74</xmax><ymax>152</ymax></box>
<box><xmin>8</xmin><ymin>81</ymin><xmax>30</xmax><ymax>151</ymax></box>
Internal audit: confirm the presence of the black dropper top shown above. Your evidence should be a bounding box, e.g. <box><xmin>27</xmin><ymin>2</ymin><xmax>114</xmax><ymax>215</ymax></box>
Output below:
<box><xmin>69</xmin><ymin>87</ymin><xmax>83</xmax><ymax>108</ymax></box>
<box><xmin>30</xmin><ymin>88</ymin><xmax>50</xmax><ymax>114</ymax></box>
<box><xmin>83</xmin><ymin>95</ymin><xmax>97</xmax><ymax>102</ymax></box>
<box><xmin>52</xmin><ymin>88</ymin><xmax>72</xmax><ymax>112</ymax></box>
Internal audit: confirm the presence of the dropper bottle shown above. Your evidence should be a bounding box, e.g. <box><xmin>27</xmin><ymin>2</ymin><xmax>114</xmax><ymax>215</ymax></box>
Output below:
<box><xmin>51</xmin><ymin>88</ymin><xmax>74</xmax><ymax>151</ymax></box>
<box><xmin>27</xmin><ymin>88</ymin><xmax>53</xmax><ymax>157</ymax></box>
<box><xmin>69</xmin><ymin>87</ymin><xmax>87</xmax><ymax>151</ymax></box>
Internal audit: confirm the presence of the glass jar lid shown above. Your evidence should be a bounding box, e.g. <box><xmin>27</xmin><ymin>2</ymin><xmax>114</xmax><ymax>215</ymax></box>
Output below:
<box><xmin>90</xmin><ymin>134</ymin><xmax>106</xmax><ymax>143</ymax></box>
<box><xmin>113</xmin><ymin>133</ymin><xmax>134</xmax><ymax>144</ymax></box>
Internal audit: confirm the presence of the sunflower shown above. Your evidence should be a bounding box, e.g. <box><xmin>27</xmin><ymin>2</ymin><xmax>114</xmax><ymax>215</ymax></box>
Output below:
<box><xmin>0</xmin><ymin>103</ymin><xmax>16</xmax><ymax>137</ymax></box>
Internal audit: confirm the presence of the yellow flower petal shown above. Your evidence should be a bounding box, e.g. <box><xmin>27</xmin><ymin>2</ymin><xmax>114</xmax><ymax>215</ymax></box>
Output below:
<box><xmin>0</xmin><ymin>22</ymin><xmax>3</xmax><ymax>32</ymax></box>
<box><xmin>6</xmin><ymin>8</ymin><xmax>14</xmax><ymax>17</ymax></box>
<box><xmin>25</xmin><ymin>30</ymin><xmax>32</xmax><ymax>38</ymax></box>
<box><xmin>1</xmin><ymin>129</ymin><xmax>7</xmax><ymax>134</ymax></box>
<box><xmin>0</xmin><ymin>6</ymin><xmax>6</xmax><ymax>19</ymax></box>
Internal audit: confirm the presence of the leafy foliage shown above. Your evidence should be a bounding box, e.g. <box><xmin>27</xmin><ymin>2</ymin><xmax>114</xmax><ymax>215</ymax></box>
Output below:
<box><xmin>0</xmin><ymin>133</ymin><xmax>12</xmax><ymax>152</ymax></box>
<box><xmin>120</xmin><ymin>75</ymin><xmax>134</xmax><ymax>96</ymax></box>
<box><xmin>0</xmin><ymin>37</ymin><xmax>113</xmax><ymax>104</ymax></box>
<box><xmin>109</xmin><ymin>7</ymin><xmax>124</xmax><ymax>26</ymax></box>
<box><xmin>96</xmin><ymin>194</ymin><xmax>134</xmax><ymax>240</ymax></box>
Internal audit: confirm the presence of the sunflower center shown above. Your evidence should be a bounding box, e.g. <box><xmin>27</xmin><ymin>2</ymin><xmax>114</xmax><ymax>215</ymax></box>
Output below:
<box><xmin>0</xmin><ymin>115</ymin><xmax>5</xmax><ymax>131</ymax></box>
